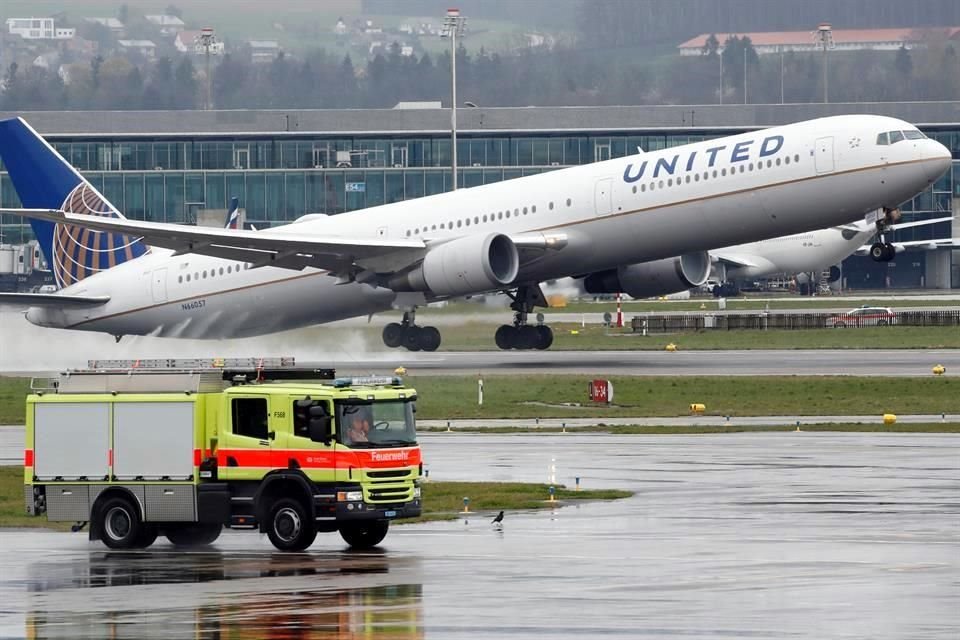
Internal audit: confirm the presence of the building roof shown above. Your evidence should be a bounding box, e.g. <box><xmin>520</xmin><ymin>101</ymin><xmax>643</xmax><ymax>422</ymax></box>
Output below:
<box><xmin>86</xmin><ymin>17</ymin><xmax>124</xmax><ymax>29</ymax></box>
<box><xmin>2</xmin><ymin>102</ymin><xmax>960</xmax><ymax>138</ymax></box>
<box><xmin>145</xmin><ymin>14</ymin><xmax>186</xmax><ymax>27</ymax></box>
<box><xmin>679</xmin><ymin>27</ymin><xmax>960</xmax><ymax>50</ymax></box>
<box><xmin>118</xmin><ymin>39</ymin><xmax>156</xmax><ymax>48</ymax></box>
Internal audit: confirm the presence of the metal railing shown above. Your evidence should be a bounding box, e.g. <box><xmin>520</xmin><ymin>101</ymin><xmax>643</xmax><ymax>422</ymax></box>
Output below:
<box><xmin>630</xmin><ymin>310</ymin><xmax>960</xmax><ymax>333</ymax></box>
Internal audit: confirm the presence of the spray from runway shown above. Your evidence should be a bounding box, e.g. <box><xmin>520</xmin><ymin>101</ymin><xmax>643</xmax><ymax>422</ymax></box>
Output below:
<box><xmin>0</xmin><ymin>310</ymin><xmax>402</xmax><ymax>374</ymax></box>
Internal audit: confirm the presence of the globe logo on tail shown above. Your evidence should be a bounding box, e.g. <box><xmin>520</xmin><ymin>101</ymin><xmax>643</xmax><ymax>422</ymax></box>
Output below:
<box><xmin>52</xmin><ymin>183</ymin><xmax>148</xmax><ymax>288</ymax></box>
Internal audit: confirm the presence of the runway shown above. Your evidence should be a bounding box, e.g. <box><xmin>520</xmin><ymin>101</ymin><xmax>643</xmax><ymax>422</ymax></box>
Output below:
<box><xmin>1</xmin><ymin>432</ymin><xmax>957</xmax><ymax>639</ymax></box>
<box><xmin>324</xmin><ymin>349</ymin><xmax>960</xmax><ymax>377</ymax></box>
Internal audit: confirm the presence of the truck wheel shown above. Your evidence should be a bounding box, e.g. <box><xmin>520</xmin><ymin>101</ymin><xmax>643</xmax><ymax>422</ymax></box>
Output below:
<box><xmin>135</xmin><ymin>525</ymin><xmax>159</xmax><ymax>549</ymax></box>
<box><xmin>98</xmin><ymin>496</ymin><xmax>143</xmax><ymax>550</ymax></box>
<box><xmin>267</xmin><ymin>498</ymin><xmax>316</xmax><ymax>551</ymax></box>
<box><xmin>339</xmin><ymin>520</ymin><xmax>389</xmax><ymax>549</ymax></box>
<box><xmin>166</xmin><ymin>523</ymin><xmax>222</xmax><ymax>547</ymax></box>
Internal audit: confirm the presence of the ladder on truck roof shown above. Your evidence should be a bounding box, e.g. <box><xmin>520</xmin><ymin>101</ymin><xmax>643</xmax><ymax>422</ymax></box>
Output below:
<box><xmin>31</xmin><ymin>357</ymin><xmax>337</xmax><ymax>394</ymax></box>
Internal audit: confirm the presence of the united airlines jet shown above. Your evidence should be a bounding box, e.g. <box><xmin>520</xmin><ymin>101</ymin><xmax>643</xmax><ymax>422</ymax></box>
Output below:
<box><xmin>0</xmin><ymin>115</ymin><xmax>951</xmax><ymax>350</ymax></box>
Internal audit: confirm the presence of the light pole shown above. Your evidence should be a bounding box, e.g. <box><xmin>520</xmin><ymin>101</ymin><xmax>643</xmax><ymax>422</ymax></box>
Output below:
<box><xmin>815</xmin><ymin>22</ymin><xmax>834</xmax><ymax>103</ymax></box>
<box><xmin>195</xmin><ymin>26</ymin><xmax>219</xmax><ymax>110</ymax></box>
<box><xmin>441</xmin><ymin>8</ymin><xmax>466</xmax><ymax>190</ymax></box>
<box><xmin>719</xmin><ymin>49</ymin><xmax>723</xmax><ymax>104</ymax></box>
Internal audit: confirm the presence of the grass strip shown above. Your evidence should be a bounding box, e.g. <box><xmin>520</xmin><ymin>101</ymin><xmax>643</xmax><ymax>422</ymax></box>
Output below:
<box><xmin>0</xmin><ymin>467</ymin><xmax>630</xmax><ymax>530</ymax></box>
<box><xmin>2</xmin><ymin>375</ymin><xmax>957</xmax><ymax>424</ymax></box>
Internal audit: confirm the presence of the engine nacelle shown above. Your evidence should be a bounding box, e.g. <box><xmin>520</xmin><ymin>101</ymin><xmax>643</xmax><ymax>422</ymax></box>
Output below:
<box><xmin>394</xmin><ymin>233</ymin><xmax>519</xmax><ymax>297</ymax></box>
<box><xmin>583</xmin><ymin>252</ymin><xmax>711</xmax><ymax>298</ymax></box>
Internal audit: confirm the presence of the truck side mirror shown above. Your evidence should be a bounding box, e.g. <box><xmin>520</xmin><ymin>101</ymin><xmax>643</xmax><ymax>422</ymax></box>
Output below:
<box><xmin>308</xmin><ymin>418</ymin><xmax>332</xmax><ymax>444</ymax></box>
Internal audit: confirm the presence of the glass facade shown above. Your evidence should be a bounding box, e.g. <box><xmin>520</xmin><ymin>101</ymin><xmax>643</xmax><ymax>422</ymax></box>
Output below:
<box><xmin>1</xmin><ymin>126</ymin><xmax>957</xmax><ymax>286</ymax></box>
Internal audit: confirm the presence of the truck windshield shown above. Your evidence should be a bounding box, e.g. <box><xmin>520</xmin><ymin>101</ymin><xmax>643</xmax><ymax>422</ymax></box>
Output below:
<box><xmin>336</xmin><ymin>400</ymin><xmax>417</xmax><ymax>448</ymax></box>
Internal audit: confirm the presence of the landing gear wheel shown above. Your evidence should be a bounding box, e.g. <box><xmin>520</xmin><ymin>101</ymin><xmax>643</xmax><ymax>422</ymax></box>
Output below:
<box><xmin>403</xmin><ymin>327</ymin><xmax>422</xmax><ymax>351</ymax></box>
<box><xmin>518</xmin><ymin>325</ymin><xmax>539</xmax><ymax>350</ymax></box>
<box><xmin>339</xmin><ymin>520</ymin><xmax>389</xmax><ymax>549</ymax></box>
<box><xmin>495</xmin><ymin>325</ymin><xmax>515</xmax><ymax>350</ymax></box>
<box><xmin>382</xmin><ymin>323</ymin><xmax>403</xmax><ymax>348</ymax></box>
<box><xmin>267</xmin><ymin>498</ymin><xmax>316</xmax><ymax>552</ymax></box>
<box><xmin>534</xmin><ymin>325</ymin><xmax>554</xmax><ymax>350</ymax></box>
<box><xmin>419</xmin><ymin>326</ymin><xmax>441</xmax><ymax>352</ymax></box>
<box><xmin>98</xmin><ymin>496</ymin><xmax>143</xmax><ymax>550</ymax></box>
<box><xmin>166</xmin><ymin>523</ymin><xmax>222</xmax><ymax>547</ymax></box>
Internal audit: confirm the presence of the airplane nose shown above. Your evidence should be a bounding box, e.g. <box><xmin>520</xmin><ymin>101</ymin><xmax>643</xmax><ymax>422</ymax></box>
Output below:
<box><xmin>925</xmin><ymin>140</ymin><xmax>952</xmax><ymax>181</ymax></box>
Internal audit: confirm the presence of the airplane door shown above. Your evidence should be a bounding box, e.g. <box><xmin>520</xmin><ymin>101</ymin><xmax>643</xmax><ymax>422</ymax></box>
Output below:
<box><xmin>151</xmin><ymin>268</ymin><xmax>168</xmax><ymax>303</ymax></box>
<box><xmin>594</xmin><ymin>178</ymin><xmax>613</xmax><ymax>217</ymax></box>
<box><xmin>814</xmin><ymin>137</ymin><xmax>835</xmax><ymax>174</ymax></box>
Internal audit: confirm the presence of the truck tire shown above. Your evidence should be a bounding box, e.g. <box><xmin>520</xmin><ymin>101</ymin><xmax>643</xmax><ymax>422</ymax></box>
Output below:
<box><xmin>98</xmin><ymin>496</ymin><xmax>144</xmax><ymax>550</ymax></box>
<box><xmin>166</xmin><ymin>523</ymin><xmax>222</xmax><ymax>547</ymax></box>
<box><xmin>135</xmin><ymin>525</ymin><xmax>159</xmax><ymax>549</ymax></box>
<box><xmin>267</xmin><ymin>498</ymin><xmax>316</xmax><ymax>551</ymax></box>
<box><xmin>339</xmin><ymin>520</ymin><xmax>389</xmax><ymax>549</ymax></box>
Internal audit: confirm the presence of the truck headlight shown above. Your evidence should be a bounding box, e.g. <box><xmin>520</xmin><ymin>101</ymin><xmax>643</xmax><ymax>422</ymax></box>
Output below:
<box><xmin>413</xmin><ymin>487</ymin><xmax>421</xmax><ymax>498</ymax></box>
<box><xmin>337</xmin><ymin>491</ymin><xmax>363</xmax><ymax>502</ymax></box>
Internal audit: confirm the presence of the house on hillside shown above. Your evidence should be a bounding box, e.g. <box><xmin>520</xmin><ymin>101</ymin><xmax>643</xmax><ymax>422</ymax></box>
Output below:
<box><xmin>678</xmin><ymin>27</ymin><xmax>960</xmax><ymax>56</ymax></box>
<box><xmin>145</xmin><ymin>14</ymin><xmax>186</xmax><ymax>36</ymax></box>
<box><xmin>86</xmin><ymin>17</ymin><xmax>125</xmax><ymax>35</ymax></box>
<box><xmin>6</xmin><ymin>18</ymin><xmax>74</xmax><ymax>40</ymax></box>
<box><xmin>118</xmin><ymin>39</ymin><xmax>157</xmax><ymax>59</ymax></box>
<box><xmin>249</xmin><ymin>40</ymin><xmax>280</xmax><ymax>63</ymax></box>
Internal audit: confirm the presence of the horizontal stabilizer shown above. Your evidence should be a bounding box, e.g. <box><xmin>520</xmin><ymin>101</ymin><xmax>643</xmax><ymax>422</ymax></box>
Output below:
<box><xmin>0</xmin><ymin>292</ymin><xmax>110</xmax><ymax>308</ymax></box>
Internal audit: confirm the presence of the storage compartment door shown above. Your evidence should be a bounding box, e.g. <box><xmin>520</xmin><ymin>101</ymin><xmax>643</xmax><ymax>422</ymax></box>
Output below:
<box><xmin>113</xmin><ymin>402</ymin><xmax>196</xmax><ymax>480</ymax></box>
<box><xmin>34</xmin><ymin>403</ymin><xmax>110</xmax><ymax>480</ymax></box>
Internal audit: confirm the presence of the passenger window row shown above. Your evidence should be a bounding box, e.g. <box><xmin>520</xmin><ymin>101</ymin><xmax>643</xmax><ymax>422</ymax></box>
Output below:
<box><xmin>405</xmin><ymin>197</ymin><xmax>574</xmax><ymax>237</ymax></box>
<box><xmin>178</xmin><ymin>262</ymin><xmax>251</xmax><ymax>283</ymax></box>
<box><xmin>630</xmin><ymin>153</ymin><xmax>801</xmax><ymax>195</ymax></box>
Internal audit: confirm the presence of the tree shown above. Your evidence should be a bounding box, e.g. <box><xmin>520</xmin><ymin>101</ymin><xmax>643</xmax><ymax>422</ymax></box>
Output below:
<box><xmin>702</xmin><ymin>33</ymin><xmax>720</xmax><ymax>57</ymax></box>
<box><xmin>164</xmin><ymin>4</ymin><xmax>183</xmax><ymax>18</ymax></box>
<box><xmin>894</xmin><ymin>45</ymin><xmax>913</xmax><ymax>77</ymax></box>
<box><xmin>173</xmin><ymin>57</ymin><xmax>197</xmax><ymax>108</ymax></box>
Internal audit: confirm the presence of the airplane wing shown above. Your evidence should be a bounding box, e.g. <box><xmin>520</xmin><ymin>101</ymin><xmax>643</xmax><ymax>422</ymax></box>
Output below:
<box><xmin>0</xmin><ymin>208</ymin><xmax>427</xmax><ymax>275</ymax></box>
<box><xmin>0</xmin><ymin>292</ymin><xmax>110</xmax><ymax>308</ymax></box>
<box><xmin>708</xmin><ymin>250</ymin><xmax>761</xmax><ymax>269</ymax></box>
<box><xmin>888</xmin><ymin>216</ymin><xmax>954</xmax><ymax>231</ymax></box>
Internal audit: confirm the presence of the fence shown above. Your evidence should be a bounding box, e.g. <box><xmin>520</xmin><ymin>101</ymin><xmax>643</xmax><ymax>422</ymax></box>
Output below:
<box><xmin>630</xmin><ymin>310</ymin><xmax>960</xmax><ymax>333</ymax></box>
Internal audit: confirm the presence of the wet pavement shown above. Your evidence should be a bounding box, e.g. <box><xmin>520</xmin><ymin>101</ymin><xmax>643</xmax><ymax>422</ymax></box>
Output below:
<box><xmin>1</xmin><ymin>432</ymin><xmax>958</xmax><ymax>639</ymax></box>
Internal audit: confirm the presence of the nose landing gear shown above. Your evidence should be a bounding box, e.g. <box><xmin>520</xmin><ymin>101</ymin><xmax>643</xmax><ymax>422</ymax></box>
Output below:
<box><xmin>870</xmin><ymin>207</ymin><xmax>900</xmax><ymax>263</ymax></box>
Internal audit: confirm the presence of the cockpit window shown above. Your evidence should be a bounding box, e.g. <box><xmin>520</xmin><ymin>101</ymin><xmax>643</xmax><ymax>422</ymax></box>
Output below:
<box><xmin>903</xmin><ymin>130</ymin><xmax>925</xmax><ymax>140</ymax></box>
<box><xmin>876</xmin><ymin>132</ymin><xmax>889</xmax><ymax>146</ymax></box>
<box><xmin>888</xmin><ymin>130</ymin><xmax>905</xmax><ymax>144</ymax></box>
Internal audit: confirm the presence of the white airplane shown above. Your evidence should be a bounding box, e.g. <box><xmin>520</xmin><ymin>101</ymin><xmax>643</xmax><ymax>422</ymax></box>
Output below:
<box><xmin>0</xmin><ymin>115</ymin><xmax>951</xmax><ymax>350</ymax></box>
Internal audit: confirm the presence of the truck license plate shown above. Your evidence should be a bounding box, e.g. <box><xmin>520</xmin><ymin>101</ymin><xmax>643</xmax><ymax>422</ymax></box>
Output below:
<box><xmin>384</xmin><ymin>510</ymin><xmax>397</xmax><ymax>518</ymax></box>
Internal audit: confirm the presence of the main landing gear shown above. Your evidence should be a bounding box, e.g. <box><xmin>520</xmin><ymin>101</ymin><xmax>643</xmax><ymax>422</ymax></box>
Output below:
<box><xmin>495</xmin><ymin>284</ymin><xmax>554</xmax><ymax>350</ymax></box>
<box><xmin>382</xmin><ymin>310</ymin><xmax>441</xmax><ymax>352</ymax></box>
<box><xmin>869</xmin><ymin>207</ymin><xmax>901</xmax><ymax>263</ymax></box>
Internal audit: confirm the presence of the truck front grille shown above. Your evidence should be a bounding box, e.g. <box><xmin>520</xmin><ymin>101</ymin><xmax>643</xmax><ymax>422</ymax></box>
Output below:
<box><xmin>367</xmin><ymin>469</ymin><xmax>413</xmax><ymax>479</ymax></box>
<box><xmin>367</xmin><ymin>486</ymin><xmax>413</xmax><ymax>503</ymax></box>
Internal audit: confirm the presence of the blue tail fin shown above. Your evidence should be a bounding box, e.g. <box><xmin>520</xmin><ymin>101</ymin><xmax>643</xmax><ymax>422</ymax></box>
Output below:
<box><xmin>0</xmin><ymin>117</ymin><xmax>148</xmax><ymax>289</ymax></box>
<box><xmin>224</xmin><ymin>196</ymin><xmax>240</xmax><ymax>229</ymax></box>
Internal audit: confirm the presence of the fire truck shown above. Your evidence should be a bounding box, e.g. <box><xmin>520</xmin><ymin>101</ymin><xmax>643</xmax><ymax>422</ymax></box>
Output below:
<box><xmin>23</xmin><ymin>358</ymin><xmax>422</xmax><ymax>551</ymax></box>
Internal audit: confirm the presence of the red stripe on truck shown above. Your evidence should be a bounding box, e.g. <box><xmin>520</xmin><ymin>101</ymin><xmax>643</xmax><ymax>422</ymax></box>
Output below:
<box><xmin>214</xmin><ymin>446</ymin><xmax>421</xmax><ymax>469</ymax></box>
<box><xmin>193</xmin><ymin>449</ymin><xmax>201</xmax><ymax>466</ymax></box>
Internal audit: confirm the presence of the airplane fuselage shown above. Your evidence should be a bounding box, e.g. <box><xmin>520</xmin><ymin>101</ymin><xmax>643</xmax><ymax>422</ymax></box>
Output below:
<box><xmin>27</xmin><ymin>115</ymin><xmax>951</xmax><ymax>338</ymax></box>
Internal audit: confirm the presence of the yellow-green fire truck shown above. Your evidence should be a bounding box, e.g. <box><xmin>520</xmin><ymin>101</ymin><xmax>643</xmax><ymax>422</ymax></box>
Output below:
<box><xmin>23</xmin><ymin>358</ymin><xmax>422</xmax><ymax>551</ymax></box>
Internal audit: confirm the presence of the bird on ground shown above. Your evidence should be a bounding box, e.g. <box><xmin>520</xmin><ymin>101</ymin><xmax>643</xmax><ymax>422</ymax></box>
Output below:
<box><xmin>491</xmin><ymin>511</ymin><xmax>504</xmax><ymax>527</ymax></box>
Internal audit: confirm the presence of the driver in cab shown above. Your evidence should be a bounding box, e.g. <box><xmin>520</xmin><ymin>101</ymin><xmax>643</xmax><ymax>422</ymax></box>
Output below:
<box><xmin>346</xmin><ymin>415</ymin><xmax>370</xmax><ymax>444</ymax></box>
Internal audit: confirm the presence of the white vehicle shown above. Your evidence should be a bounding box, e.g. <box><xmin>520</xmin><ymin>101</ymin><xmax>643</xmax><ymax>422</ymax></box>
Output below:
<box><xmin>826</xmin><ymin>306</ymin><xmax>897</xmax><ymax>328</ymax></box>
<box><xmin>0</xmin><ymin>115</ymin><xmax>951</xmax><ymax>350</ymax></box>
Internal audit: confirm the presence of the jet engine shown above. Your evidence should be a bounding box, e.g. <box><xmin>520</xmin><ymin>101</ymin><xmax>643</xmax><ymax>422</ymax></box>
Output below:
<box><xmin>583</xmin><ymin>252</ymin><xmax>711</xmax><ymax>298</ymax></box>
<box><xmin>392</xmin><ymin>233</ymin><xmax>519</xmax><ymax>297</ymax></box>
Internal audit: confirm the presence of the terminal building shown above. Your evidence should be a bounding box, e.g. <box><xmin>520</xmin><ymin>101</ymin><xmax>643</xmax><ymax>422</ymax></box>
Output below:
<box><xmin>1</xmin><ymin>102</ymin><xmax>958</xmax><ymax>289</ymax></box>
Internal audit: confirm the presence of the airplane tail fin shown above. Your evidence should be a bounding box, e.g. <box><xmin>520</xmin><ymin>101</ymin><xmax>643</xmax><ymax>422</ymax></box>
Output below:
<box><xmin>0</xmin><ymin>117</ymin><xmax>148</xmax><ymax>289</ymax></box>
<box><xmin>225</xmin><ymin>196</ymin><xmax>240</xmax><ymax>229</ymax></box>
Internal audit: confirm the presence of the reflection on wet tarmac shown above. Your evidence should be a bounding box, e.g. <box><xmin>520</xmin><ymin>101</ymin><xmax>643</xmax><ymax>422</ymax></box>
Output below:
<box><xmin>25</xmin><ymin>551</ymin><xmax>423</xmax><ymax>639</ymax></box>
